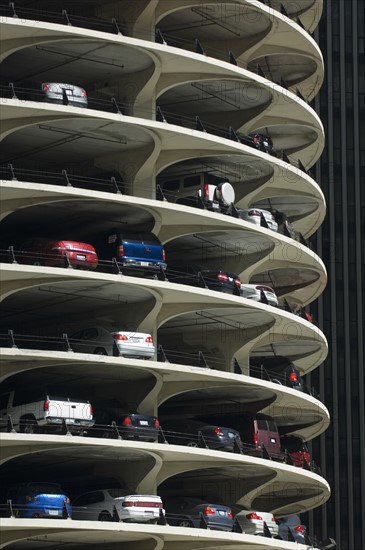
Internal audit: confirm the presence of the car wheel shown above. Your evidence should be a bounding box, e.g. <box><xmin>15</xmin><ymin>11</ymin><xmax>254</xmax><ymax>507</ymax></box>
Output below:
<box><xmin>178</xmin><ymin>519</ymin><xmax>193</xmax><ymax>528</ymax></box>
<box><xmin>32</xmin><ymin>259</ymin><xmax>43</xmax><ymax>266</ymax></box>
<box><xmin>94</xmin><ymin>347</ymin><xmax>107</xmax><ymax>355</ymax></box>
<box><xmin>101</xmin><ymin>431</ymin><xmax>113</xmax><ymax>439</ymax></box>
<box><xmin>186</xmin><ymin>441</ymin><xmax>199</xmax><ymax>448</ymax></box>
<box><xmin>98</xmin><ymin>512</ymin><xmax>113</xmax><ymax>521</ymax></box>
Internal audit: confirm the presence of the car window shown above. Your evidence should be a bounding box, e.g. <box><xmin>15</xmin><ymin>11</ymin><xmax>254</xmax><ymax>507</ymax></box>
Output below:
<box><xmin>13</xmin><ymin>388</ymin><xmax>45</xmax><ymax>406</ymax></box>
<box><xmin>268</xmin><ymin>421</ymin><xmax>278</xmax><ymax>432</ymax></box>
<box><xmin>83</xmin><ymin>328</ymin><xmax>98</xmax><ymax>340</ymax></box>
<box><xmin>28</xmin><ymin>483</ymin><xmax>63</xmax><ymax>495</ymax></box>
<box><xmin>257</xmin><ymin>419</ymin><xmax>267</xmax><ymax>430</ymax></box>
<box><xmin>107</xmin><ymin>488</ymin><xmax>126</xmax><ymax>498</ymax></box>
<box><xmin>74</xmin><ymin>491</ymin><xmax>104</xmax><ymax>506</ymax></box>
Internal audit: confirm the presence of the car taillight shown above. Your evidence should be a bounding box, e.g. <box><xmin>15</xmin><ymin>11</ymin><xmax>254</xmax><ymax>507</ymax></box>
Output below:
<box><xmin>235</xmin><ymin>278</ymin><xmax>241</xmax><ymax>287</ymax></box>
<box><xmin>253</xmin><ymin>433</ymin><xmax>259</xmax><ymax>446</ymax></box>
<box><xmin>122</xmin><ymin>416</ymin><xmax>133</xmax><ymax>426</ymax></box>
<box><xmin>81</xmin><ymin>89</ymin><xmax>86</xmax><ymax>97</ymax></box>
<box><xmin>246</xmin><ymin>512</ymin><xmax>263</xmax><ymax>520</ymax></box>
<box><xmin>217</xmin><ymin>273</ymin><xmax>228</xmax><ymax>282</ymax></box>
<box><xmin>272</xmin><ymin>516</ymin><xmax>276</xmax><ymax>522</ymax></box>
<box><xmin>227</xmin><ymin>511</ymin><xmax>233</xmax><ymax>518</ymax></box>
<box><xmin>122</xmin><ymin>501</ymin><xmax>135</xmax><ymax>507</ymax></box>
<box><xmin>89</xmin><ymin>403</ymin><xmax>93</xmax><ymax>416</ymax></box>
<box><xmin>248</xmin><ymin>209</ymin><xmax>261</xmax><ymax>217</ymax></box>
<box><xmin>145</xmin><ymin>336</ymin><xmax>153</xmax><ymax>343</ymax></box>
<box><xmin>26</xmin><ymin>495</ymin><xmax>38</xmax><ymax>502</ymax></box>
<box><xmin>113</xmin><ymin>333</ymin><xmax>128</xmax><ymax>341</ymax></box>
<box><xmin>42</xmin><ymin>84</ymin><xmax>50</xmax><ymax>92</ymax></box>
<box><xmin>213</xmin><ymin>427</ymin><xmax>224</xmax><ymax>436</ymax></box>
<box><xmin>44</xmin><ymin>399</ymin><xmax>49</xmax><ymax>412</ymax></box>
<box><xmin>118</xmin><ymin>245</ymin><xmax>124</xmax><ymax>256</ymax></box>
<box><xmin>203</xmin><ymin>506</ymin><xmax>216</xmax><ymax>515</ymax></box>
<box><xmin>64</xmin><ymin>497</ymin><xmax>70</xmax><ymax>503</ymax></box>
<box><xmin>294</xmin><ymin>525</ymin><xmax>305</xmax><ymax>534</ymax></box>
<box><xmin>203</xmin><ymin>183</ymin><xmax>209</xmax><ymax>198</ymax></box>
<box><xmin>289</xmin><ymin>372</ymin><xmax>298</xmax><ymax>383</ymax></box>
<box><xmin>162</xmin><ymin>249</ymin><xmax>166</xmax><ymax>261</ymax></box>
<box><xmin>155</xmin><ymin>419</ymin><xmax>160</xmax><ymax>428</ymax></box>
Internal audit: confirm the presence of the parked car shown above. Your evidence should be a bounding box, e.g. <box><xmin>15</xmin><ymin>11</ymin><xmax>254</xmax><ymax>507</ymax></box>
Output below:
<box><xmin>176</xmin><ymin>181</ymin><xmax>235</xmax><ymax>214</ymax></box>
<box><xmin>250</xmin><ymin>357</ymin><xmax>305</xmax><ymax>391</ymax></box>
<box><xmin>70</xmin><ymin>326</ymin><xmax>155</xmax><ymax>359</ymax></box>
<box><xmin>0</xmin><ymin>388</ymin><xmax>94</xmax><ymax>435</ymax></box>
<box><xmin>162</xmin><ymin>418</ymin><xmax>242</xmax><ymax>452</ymax></box>
<box><xmin>281</xmin><ymin>435</ymin><xmax>311</xmax><ymax>468</ymax></box>
<box><xmin>91</xmin><ymin>400</ymin><xmax>160</xmax><ymax>441</ymax></box>
<box><xmin>235</xmin><ymin>508</ymin><xmax>278</xmax><ymax>536</ymax></box>
<box><xmin>250</xmin><ymin>133</ymin><xmax>277</xmax><ymax>156</ymax></box>
<box><xmin>237</xmin><ymin>208</ymin><xmax>278</xmax><ymax>232</ymax></box>
<box><xmin>240</xmin><ymin>284</ymin><xmax>278</xmax><ymax>306</ymax></box>
<box><xmin>281</xmin><ymin>364</ymin><xmax>304</xmax><ymax>391</ymax></box>
<box><xmin>164</xmin><ymin>497</ymin><xmax>233</xmax><ymax>530</ymax></box>
<box><xmin>102</xmin><ymin>231</ymin><xmax>166</xmax><ymax>275</ymax></box>
<box><xmin>18</xmin><ymin>238</ymin><xmax>98</xmax><ymax>270</ymax></box>
<box><xmin>42</xmin><ymin>82</ymin><xmax>88</xmax><ymax>107</ymax></box>
<box><xmin>170</xmin><ymin>265</ymin><xmax>241</xmax><ymax>295</ymax></box>
<box><xmin>197</xmin><ymin>413</ymin><xmax>284</xmax><ymax>460</ymax></box>
<box><xmin>277</xmin><ymin>514</ymin><xmax>308</xmax><ymax>543</ymax></box>
<box><xmin>72</xmin><ymin>489</ymin><xmax>164</xmax><ymax>523</ymax></box>
<box><xmin>6</xmin><ymin>482</ymin><xmax>71</xmax><ymax>518</ymax></box>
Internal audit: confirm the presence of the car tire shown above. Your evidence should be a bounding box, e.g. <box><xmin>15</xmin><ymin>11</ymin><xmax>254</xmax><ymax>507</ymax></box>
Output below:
<box><xmin>33</xmin><ymin>259</ymin><xmax>42</xmax><ymax>266</ymax></box>
<box><xmin>178</xmin><ymin>519</ymin><xmax>193</xmax><ymax>528</ymax></box>
<box><xmin>98</xmin><ymin>512</ymin><xmax>113</xmax><ymax>521</ymax></box>
<box><xmin>94</xmin><ymin>347</ymin><xmax>107</xmax><ymax>355</ymax></box>
<box><xmin>186</xmin><ymin>441</ymin><xmax>199</xmax><ymax>448</ymax></box>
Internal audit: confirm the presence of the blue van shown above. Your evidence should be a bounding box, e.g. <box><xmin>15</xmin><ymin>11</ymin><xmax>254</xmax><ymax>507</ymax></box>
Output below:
<box><xmin>106</xmin><ymin>232</ymin><xmax>166</xmax><ymax>274</ymax></box>
<box><xmin>7</xmin><ymin>482</ymin><xmax>72</xmax><ymax>518</ymax></box>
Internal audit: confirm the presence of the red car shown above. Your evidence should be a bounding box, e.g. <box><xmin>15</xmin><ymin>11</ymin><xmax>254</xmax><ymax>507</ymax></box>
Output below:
<box><xmin>281</xmin><ymin>435</ymin><xmax>311</xmax><ymax>468</ymax></box>
<box><xmin>19</xmin><ymin>238</ymin><xmax>98</xmax><ymax>270</ymax></box>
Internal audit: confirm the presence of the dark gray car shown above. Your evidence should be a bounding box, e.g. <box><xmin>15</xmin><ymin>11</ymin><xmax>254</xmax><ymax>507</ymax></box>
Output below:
<box><xmin>277</xmin><ymin>514</ymin><xmax>307</xmax><ymax>543</ymax></box>
<box><xmin>161</xmin><ymin>418</ymin><xmax>242</xmax><ymax>452</ymax></box>
<box><xmin>164</xmin><ymin>497</ymin><xmax>233</xmax><ymax>530</ymax></box>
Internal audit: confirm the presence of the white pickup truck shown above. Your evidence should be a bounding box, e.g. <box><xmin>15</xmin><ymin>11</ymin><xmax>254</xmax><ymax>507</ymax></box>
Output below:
<box><xmin>0</xmin><ymin>389</ymin><xmax>94</xmax><ymax>435</ymax></box>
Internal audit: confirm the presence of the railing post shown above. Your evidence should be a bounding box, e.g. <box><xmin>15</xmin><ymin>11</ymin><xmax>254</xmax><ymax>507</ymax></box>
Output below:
<box><xmin>112</xmin><ymin>257</ymin><xmax>121</xmax><ymax>274</ymax></box>
<box><xmin>198</xmin><ymin>351</ymin><xmax>209</xmax><ymax>369</ymax></box>
<box><xmin>9</xmin><ymin>3</ymin><xmax>17</xmax><ymax>17</ymax></box>
<box><xmin>195</xmin><ymin>116</ymin><xmax>206</xmax><ymax>132</ymax></box>
<box><xmin>229</xmin><ymin>126</ymin><xmax>240</xmax><ymax>142</ymax></box>
<box><xmin>8</xmin><ymin>163</ymin><xmax>17</xmax><ymax>180</ymax></box>
<box><xmin>62</xmin><ymin>88</ymin><xmax>69</xmax><ymax>105</ymax></box>
<box><xmin>158</xmin><ymin>426</ymin><xmax>169</xmax><ymax>444</ymax></box>
<box><xmin>63</xmin><ymin>253</ymin><xmax>72</xmax><ymax>269</ymax></box>
<box><xmin>62</xmin><ymin>333</ymin><xmax>73</xmax><ymax>352</ymax></box>
<box><xmin>62</xmin><ymin>9</ymin><xmax>72</xmax><ymax>26</ymax></box>
<box><xmin>7</xmin><ymin>499</ymin><xmax>15</xmax><ymax>518</ymax></box>
<box><xmin>111</xmin><ymin>97</ymin><xmax>121</xmax><ymax>114</ymax></box>
<box><xmin>112</xmin><ymin>18</ymin><xmax>122</xmax><ymax>35</ymax></box>
<box><xmin>263</xmin><ymin>521</ymin><xmax>272</xmax><ymax>537</ymax></box>
<box><xmin>195</xmin><ymin>38</ymin><xmax>205</xmax><ymax>55</ymax></box>
<box><xmin>198</xmin><ymin>431</ymin><xmax>209</xmax><ymax>448</ymax></box>
<box><xmin>157</xmin><ymin>508</ymin><xmax>167</xmax><ymax>525</ymax></box>
<box><xmin>156</xmin><ymin>106</ymin><xmax>167</xmax><ymax>123</ymax></box>
<box><xmin>156</xmin><ymin>184</ymin><xmax>167</xmax><ymax>201</ymax></box>
<box><xmin>112</xmin><ymin>505</ymin><xmax>120</xmax><ymax>521</ymax></box>
<box><xmin>9</xmin><ymin>82</ymin><xmax>17</xmax><ymax>99</ymax></box>
<box><xmin>7</xmin><ymin>415</ymin><xmax>16</xmax><ymax>433</ymax></box>
<box><xmin>197</xmin><ymin>272</ymin><xmax>208</xmax><ymax>288</ymax></box>
<box><xmin>229</xmin><ymin>51</ymin><xmax>237</xmax><ymax>65</ymax></box>
<box><xmin>8</xmin><ymin>246</ymin><xmax>18</xmax><ymax>264</ymax></box>
<box><xmin>234</xmin><ymin>358</ymin><xmax>242</xmax><ymax>374</ymax></box>
<box><xmin>261</xmin><ymin>444</ymin><xmax>271</xmax><ymax>460</ymax></box>
<box><xmin>62</xmin><ymin>499</ymin><xmax>71</xmax><ymax>519</ymax></box>
<box><xmin>157</xmin><ymin>344</ymin><xmax>168</xmax><ymax>363</ymax></box>
<box><xmin>111</xmin><ymin>420</ymin><xmax>122</xmax><ymax>440</ymax></box>
<box><xmin>61</xmin><ymin>169</ymin><xmax>72</xmax><ymax>187</ymax></box>
<box><xmin>8</xmin><ymin>329</ymin><xmax>17</xmax><ymax>348</ymax></box>
<box><xmin>232</xmin><ymin>518</ymin><xmax>243</xmax><ymax>532</ymax></box>
<box><xmin>61</xmin><ymin>419</ymin><xmax>72</xmax><ymax>436</ymax></box>
<box><xmin>155</xmin><ymin>28</ymin><xmax>167</xmax><ymax>45</ymax></box>
<box><xmin>111</xmin><ymin>176</ymin><xmax>121</xmax><ymax>194</ymax></box>
<box><xmin>199</xmin><ymin>512</ymin><xmax>209</xmax><ymax>528</ymax></box>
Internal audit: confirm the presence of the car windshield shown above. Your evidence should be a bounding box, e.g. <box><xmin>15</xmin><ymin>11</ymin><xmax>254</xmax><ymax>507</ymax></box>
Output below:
<box><xmin>107</xmin><ymin>488</ymin><xmax>126</xmax><ymax>498</ymax></box>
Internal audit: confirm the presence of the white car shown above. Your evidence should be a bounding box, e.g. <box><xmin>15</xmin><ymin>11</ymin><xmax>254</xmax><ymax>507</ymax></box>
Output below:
<box><xmin>42</xmin><ymin>82</ymin><xmax>88</xmax><ymax>107</ymax></box>
<box><xmin>240</xmin><ymin>284</ymin><xmax>278</xmax><ymax>307</ymax></box>
<box><xmin>72</xmin><ymin>489</ymin><xmax>164</xmax><ymax>523</ymax></box>
<box><xmin>237</xmin><ymin>208</ymin><xmax>278</xmax><ymax>232</ymax></box>
<box><xmin>235</xmin><ymin>509</ymin><xmax>278</xmax><ymax>537</ymax></box>
<box><xmin>70</xmin><ymin>326</ymin><xmax>155</xmax><ymax>359</ymax></box>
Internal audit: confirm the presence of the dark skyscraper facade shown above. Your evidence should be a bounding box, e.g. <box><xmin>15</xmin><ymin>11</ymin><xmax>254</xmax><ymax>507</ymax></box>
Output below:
<box><xmin>309</xmin><ymin>2</ymin><xmax>365</xmax><ymax>549</ymax></box>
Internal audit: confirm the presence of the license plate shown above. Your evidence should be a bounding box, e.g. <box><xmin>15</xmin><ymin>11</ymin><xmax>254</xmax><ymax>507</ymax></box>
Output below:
<box><xmin>144</xmin><ymin>511</ymin><xmax>154</xmax><ymax>516</ymax></box>
<box><xmin>140</xmin><ymin>261</ymin><xmax>149</xmax><ymax>266</ymax></box>
<box><xmin>48</xmin><ymin>510</ymin><xmax>60</xmax><ymax>516</ymax></box>
<box><xmin>228</xmin><ymin>433</ymin><xmax>234</xmax><ymax>439</ymax></box>
<box><xmin>139</xmin><ymin>420</ymin><xmax>149</xmax><ymax>425</ymax></box>
<box><xmin>65</xmin><ymin>89</ymin><xmax>73</xmax><ymax>95</ymax></box>
<box><xmin>218</xmin><ymin>510</ymin><xmax>226</xmax><ymax>516</ymax></box>
<box><xmin>67</xmin><ymin>419</ymin><xmax>75</xmax><ymax>424</ymax></box>
<box><xmin>212</xmin><ymin>203</ymin><xmax>219</xmax><ymax>209</ymax></box>
<box><xmin>270</xmin><ymin>437</ymin><xmax>276</xmax><ymax>443</ymax></box>
<box><xmin>76</xmin><ymin>255</ymin><xmax>86</xmax><ymax>260</ymax></box>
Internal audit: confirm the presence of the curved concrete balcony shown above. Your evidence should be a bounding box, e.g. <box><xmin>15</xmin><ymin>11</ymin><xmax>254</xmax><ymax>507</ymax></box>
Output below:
<box><xmin>0</xmin><ymin>518</ymin><xmax>324</xmax><ymax>550</ymax></box>
<box><xmin>0</xmin><ymin>179</ymin><xmax>326</xmax><ymax>306</ymax></box>
<box><xmin>0</xmin><ymin>18</ymin><xmax>323</xmax><ymax>168</ymax></box>
<box><xmin>0</xmin><ymin>349</ymin><xmax>330</xmax><ymax>440</ymax></box>
<box><xmin>0</xmin><ymin>103</ymin><xmax>325</xmax><ymax>234</ymax></box>
<box><xmin>0</xmin><ymin>264</ymin><xmax>328</xmax><ymax>377</ymax></box>
<box><xmin>0</xmin><ymin>434</ymin><xmax>330</xmax><ymax>516</ymax></box>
